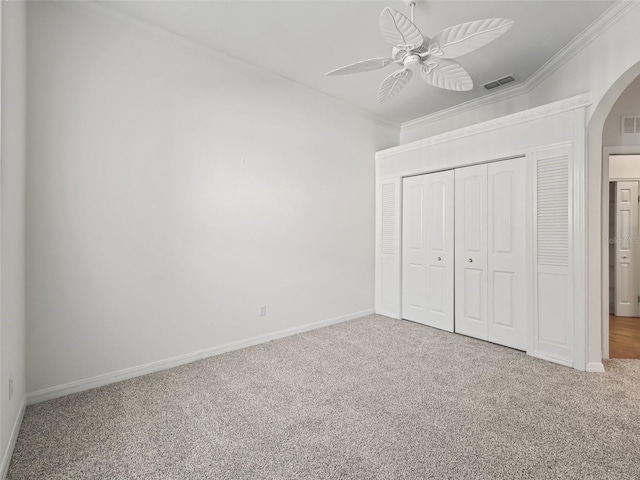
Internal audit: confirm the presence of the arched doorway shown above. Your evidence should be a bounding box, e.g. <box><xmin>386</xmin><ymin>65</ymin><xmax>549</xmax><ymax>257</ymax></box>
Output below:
<box><xmin>586</xmin><ymin>60</ymin><xmax>640</xmax><ymax>369</ymax></box>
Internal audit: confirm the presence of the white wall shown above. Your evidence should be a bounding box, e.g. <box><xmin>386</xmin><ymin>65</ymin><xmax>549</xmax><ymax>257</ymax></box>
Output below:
<box><xmin>25</xmin><ymin>1</ymin><xmax>398</xmax><ymax>395</ymax></box>
<box><xmin>1</xmin><ymin>0</ymin><xmax>27</xmax><ymax>472</ymax></box>
<box><xmin>603</xmin><ymin>75</ymin><xmax>640</xmax><ymax>147</ymax></box>
<box><xmin>609</xmin><ymin>155</ymin><xmax>640</xmax><ymax>179</ymax></box>
<box><xmin>529</xmin><ymin>5</ymin><xmax>640</xmax><ymax>125</ymax></box>
<box><xmin>400</xmin><ymin>88</ymin><xmax>531</xmax><ymax>143</ymax></box>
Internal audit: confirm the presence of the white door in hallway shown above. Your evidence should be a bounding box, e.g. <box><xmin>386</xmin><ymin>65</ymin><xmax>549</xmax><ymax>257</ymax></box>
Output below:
<box><xmin>614</xmin><ymin>181</ymin><xmax>639</xmax><ymax>317</ymax></box>
<box><xmin>454</xmin><ymin>164</ymin><xmax>488</xmax><ymax>340</ymax></box>
<box><xmin>402</xmin><ymin>171</ymin><xmax>454</xmax><ymax>331</ymax></box>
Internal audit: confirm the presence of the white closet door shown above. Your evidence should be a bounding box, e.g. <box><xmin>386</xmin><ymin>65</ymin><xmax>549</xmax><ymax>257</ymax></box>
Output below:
<box><xmin>487</xmin><ymin>158</ymin><xmax>527</xmax><ymax>350</ymax></box>
<box><xmin>455</xmin><ymin>164</ymin><xmax>488</xmax><ymax>339</ymax></box>
<box><xmin>614</xmin><ymin>181</ymin><xmax>639</xmax><ymax>317</ymax></box>
<box><xmin>402</xmin><ymin>171</ymin><xmax>455</xmax><ymax>331</ymax></box>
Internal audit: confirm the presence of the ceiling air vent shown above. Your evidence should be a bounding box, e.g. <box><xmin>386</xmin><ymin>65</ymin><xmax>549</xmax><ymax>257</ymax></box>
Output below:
<box><xmin>622</xmin><ymin>116</ymin><xmax>640</xmax><ymax>134</ymax></box>
<box><xmin>483</xmin><ymin>74</ymin><xmax>517</xmax><ymax>90</ymax></box>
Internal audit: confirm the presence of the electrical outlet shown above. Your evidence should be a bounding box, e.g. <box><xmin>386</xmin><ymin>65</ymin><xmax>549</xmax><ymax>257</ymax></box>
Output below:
<box><xmin>9</xmin><ymin>376</ymin><xmax>13</xmax><ymax>401</ymax></box>
<box><xmin>259</xmin><ymin>305</ymin><xmax>267</xmax><ymax>316</ymax></box>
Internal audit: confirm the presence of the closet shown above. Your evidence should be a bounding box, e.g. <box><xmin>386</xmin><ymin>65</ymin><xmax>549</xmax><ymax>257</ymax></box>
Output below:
<box><xmin>402</xmin><ymin>158</ymin><xmax>527</xmax><ymax>351</ymax></box>
<box><xmin>376</xmin><ymin>96</ymin><xmax>587</xmax><ymax>370</ymax></box>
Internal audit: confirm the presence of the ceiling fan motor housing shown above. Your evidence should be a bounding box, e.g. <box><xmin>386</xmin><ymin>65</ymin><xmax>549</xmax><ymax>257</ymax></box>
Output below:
<box><xmin>403</xmin><ymin>54</ymin><xmax>422</xmax><ymax>68</ymax></box>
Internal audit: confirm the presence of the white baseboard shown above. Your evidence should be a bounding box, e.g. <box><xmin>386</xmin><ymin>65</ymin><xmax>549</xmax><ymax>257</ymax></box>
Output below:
<box><xmin>26</xmin><ymin>309</ymin><xmax>374</xmax><ymax>406</ymax></box>
<box><xmin>530</xmin><ymin>351</ymin><xmax>574</xmax><ymax>369</ymax></box>
<box><xmin>586</xmin><ymin>361</ymin><xmax>606</xmax><ymax>373</ymax></box>
<box><xmin>375</xmin><ymin>309</ymin><xmax>401</xmax><ymax>320</ymax></box>
<box><xmin>1</xmin><ymin>395</ymin><xmax>26</xmax><ymax>480</ymax></box>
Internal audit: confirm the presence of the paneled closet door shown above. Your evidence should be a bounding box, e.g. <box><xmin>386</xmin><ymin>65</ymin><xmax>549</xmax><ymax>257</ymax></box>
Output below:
<box><xmin>487</xmin><ymin>158</ymin><xmax>527</xmax><ymax>350</ymax></box>
<box><xmin>402</xmin><ymin>171</ymin><xmax>455</xmax><ymax>332</ymax></box>
<box><xmin>614</xmin><ymin>181</ymin><xmax>639</xmax><ymax>317</ymax></box>
<box><xmin>455</xmin><ymin>164</ymin><xmax>488</xmax><ymax>340</ymax></box>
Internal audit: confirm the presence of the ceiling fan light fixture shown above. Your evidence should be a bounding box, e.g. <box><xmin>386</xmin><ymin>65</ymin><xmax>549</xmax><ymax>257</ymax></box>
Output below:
<box><xmin>326</xmin><ymin>4</ymin><xmax>514</xmax><ymax>103</ymax></box>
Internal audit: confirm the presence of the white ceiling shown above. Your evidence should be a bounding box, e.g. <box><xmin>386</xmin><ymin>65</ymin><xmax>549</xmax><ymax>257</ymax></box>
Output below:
<box><xmin>97</xmin><ymin>0</ymin><xmax>615</xmax><ymax>126</ymax></box>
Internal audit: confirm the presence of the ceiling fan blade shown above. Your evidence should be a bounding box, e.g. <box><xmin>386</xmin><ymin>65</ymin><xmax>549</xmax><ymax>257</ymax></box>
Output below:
<box><xmin>378</xmin><ymin>69</ymin><xmax>413</xmax><ymax>103</ymax></box>
<box><xmin>421</xmin><ymin>58</ymin><xmax>473</xmax><ymax>91</ymax></box>
<box><xmin>429</xmin><ymin>18</ymin><xmax>514</xmax><ymax>59</ymax></box>
<box><xmin>326</xmin><ymin>58</ymin><xmax>394</xmax><ymax>76</ymax></box>
<box><xmin>380</xmin><ymin>7</ymin><xmax>424</xmax><ymax>48</ymax></box>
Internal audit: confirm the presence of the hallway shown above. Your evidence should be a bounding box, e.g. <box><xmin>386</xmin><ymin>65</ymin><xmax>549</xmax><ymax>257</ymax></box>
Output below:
<box><xmin>610</xmin><ymin>315</ymin><xmax>640</xmax><ymax>359</ymax></box>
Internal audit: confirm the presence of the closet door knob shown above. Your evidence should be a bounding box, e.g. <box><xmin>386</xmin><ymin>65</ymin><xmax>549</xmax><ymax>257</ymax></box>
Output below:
<box><xmin>437</xmin><ymin>257</ymin><xmax>442</xmax><ymax>261</ymax></box>
<box><xmin>623</xmin><ymin>255</ymin><xmax>628</xmax><ymax>259</ymax></box>
<box><xmin>468</xmin><ymin>258</ymin><xmax>473</xmax><ymax>263</ymax></box>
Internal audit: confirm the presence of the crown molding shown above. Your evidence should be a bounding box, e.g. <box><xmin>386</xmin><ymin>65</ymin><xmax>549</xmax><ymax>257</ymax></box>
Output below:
<box><xmin>400</xmin><ymin>0</ymin><xmax>637</xmax><ymax>137</ymax></box>
<box><xmin>49</xmin><ymin>0</ymin><xmax>399</xmax><ymax>131</ymax></box>
<box><xmin>378</xmin><ymin>93</ymin><xmax>591</xmax><ymax>159</ymax></box>
<box><xmin>525</xmin><ymin>0</ymin><xmax>639</xmax><ymax>92</ymax></box>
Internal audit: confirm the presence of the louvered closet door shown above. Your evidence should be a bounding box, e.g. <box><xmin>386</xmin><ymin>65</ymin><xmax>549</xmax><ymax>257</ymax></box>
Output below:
<box><xmin>535</xmin><ymin>150</ymin><xmax>573</xmax><ymax>362</ymax></box>
<box><xmin>487</xmin><ymin>158</ymin><xmax>527</xmax><ymax>350</ymax></box>
<box><xmin>455</xmin><ymin>164</ymin><xmax>488</xmax><ymax>340</ymax></box>
<box><xmin>402</xmin><ymin>171</ymin><xmax>455</xmax><ymax>331</ymax></box>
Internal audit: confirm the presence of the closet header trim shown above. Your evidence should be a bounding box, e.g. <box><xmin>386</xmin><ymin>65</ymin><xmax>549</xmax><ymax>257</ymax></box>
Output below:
<box><xmin>377</xmin><ymin>93</ymin><xmax>591</xmax><ymax>160</ymax></box>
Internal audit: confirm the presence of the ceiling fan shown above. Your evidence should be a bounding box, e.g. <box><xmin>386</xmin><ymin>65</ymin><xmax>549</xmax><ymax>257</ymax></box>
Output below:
<box><xmin>326</xmin><ymin>0</ymin><xmax>514</xmax><ymax>103</ymax></box>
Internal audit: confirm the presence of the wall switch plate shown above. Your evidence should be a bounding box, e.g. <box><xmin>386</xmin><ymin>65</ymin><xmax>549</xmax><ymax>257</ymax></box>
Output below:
<box><xmin>259</xmin><ymin>305</ymin><xmax>267</xmax><ymax>316</ymax></box>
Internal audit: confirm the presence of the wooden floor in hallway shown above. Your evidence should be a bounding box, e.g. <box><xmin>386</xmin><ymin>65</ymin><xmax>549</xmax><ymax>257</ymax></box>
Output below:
<box><xmin>610</xmin><ymin>315</ymin><xmax>640</xmax><ymax>359</ymax></box>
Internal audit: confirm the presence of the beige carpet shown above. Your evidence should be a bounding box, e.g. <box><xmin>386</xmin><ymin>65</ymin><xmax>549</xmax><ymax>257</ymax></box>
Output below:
<box><xmin>9</xmin><ymin>315</ymin><xmax>640</xmax><ymax>479</ymax></box>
